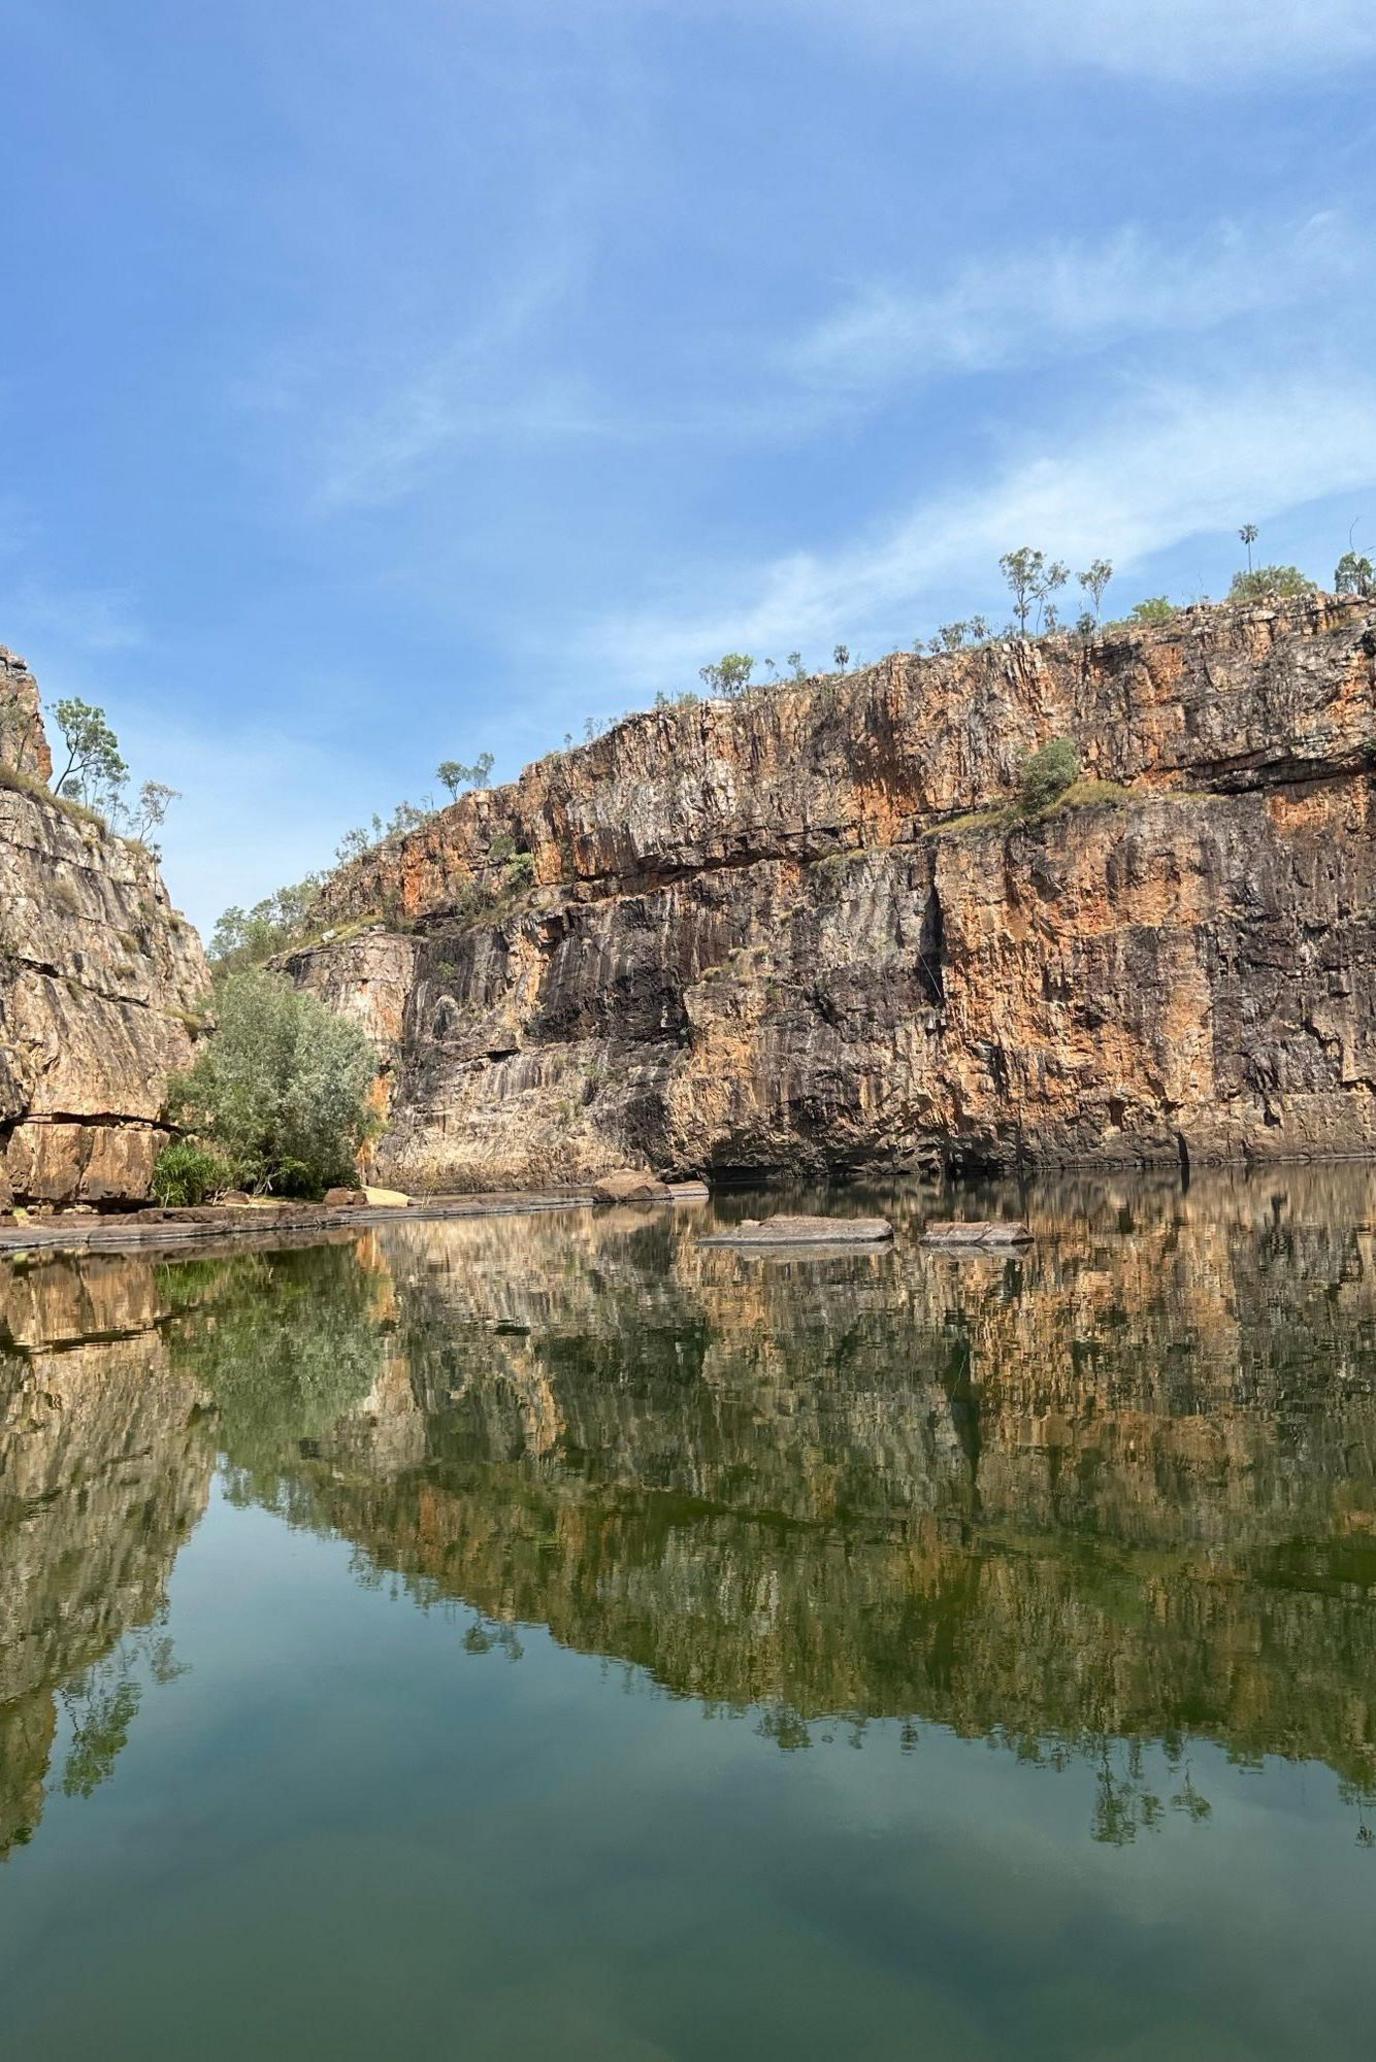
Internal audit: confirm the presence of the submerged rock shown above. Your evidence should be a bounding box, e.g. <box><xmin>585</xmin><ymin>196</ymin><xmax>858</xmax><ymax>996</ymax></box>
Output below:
<box><xmin>701</xmin><ymin>1213</ymin><xmax>894</xmax><ymax>1247</ymax></box>
<box><xmin>923</xmin><ymin>1220</ymin><xmax>1033</xmax><ymax>1247</ymax></box>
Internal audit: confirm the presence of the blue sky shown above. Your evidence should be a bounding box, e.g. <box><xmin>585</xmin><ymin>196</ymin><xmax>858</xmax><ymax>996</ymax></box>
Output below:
<box><xmin>3</xmin><ymin>0</ymin><xmax>1374</xmax><ymax>932</ymax></box>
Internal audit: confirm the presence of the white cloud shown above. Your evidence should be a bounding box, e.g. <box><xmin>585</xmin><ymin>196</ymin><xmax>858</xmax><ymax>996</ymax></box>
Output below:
<box><xmin>579</xmin><ymin>367</ymin><xmax>1376</xmax><ymax>679</ymax></box>
<box><xmin>792</xmin><ymin>214</ymin><xmax>1359</xmax><ymax>397</ymax></box>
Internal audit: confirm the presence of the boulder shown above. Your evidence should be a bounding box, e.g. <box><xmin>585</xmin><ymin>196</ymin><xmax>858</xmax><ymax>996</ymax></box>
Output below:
<box><xmin>362</xmin><ymin>1185</ymin><xmax>410</xmax><ymax>1208</ymax></box>
<box><xmin>701</xmin><ymin>1213</ymin><xmax>893</xmax><ymax>1247</ymax></box>
<box><xmin>324</xmin><ymin>1186</ymin><xmax>368</xmax><ymax>1208</ymax></box>
<box><xmin>923</xmin><ymin>1220</ymin><xmax>1033</xmax><ymax>1247</ymax></box>
<box><xmin>590</xmin><ymin>1169</ymin><xmax>672</xmax><ymax>1204</ymax></box>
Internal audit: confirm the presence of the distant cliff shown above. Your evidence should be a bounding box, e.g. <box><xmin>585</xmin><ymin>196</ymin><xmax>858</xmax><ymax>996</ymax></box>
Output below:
<box><xmin>287</xmin><ymin>595</ymin><xmax>1376</xmax><ymax>1187</ymax></box>
<box><xmin>0</xmin><ymin>649</ymin><xmax>210</xmax><ymax>1208</ymax></box>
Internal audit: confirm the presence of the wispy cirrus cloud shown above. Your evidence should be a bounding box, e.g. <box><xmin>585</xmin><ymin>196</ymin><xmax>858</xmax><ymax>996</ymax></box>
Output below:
<box><xmin>791</xmin><ymin>212</ymin><xmax>1360</xmax><ymax>398</ymax></box>
<box><xmin>577</xmin><ymin>365</ymin><xmax>1376</xmax><ymax>681</ymax></box>
<box><xmin>694</xmin><ymin>0</ymin><xmax>1376</xmax><ymax>85</ymax></box>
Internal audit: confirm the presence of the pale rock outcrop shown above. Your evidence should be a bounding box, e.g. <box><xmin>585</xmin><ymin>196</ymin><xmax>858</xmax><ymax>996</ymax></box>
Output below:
<box><xmin>0</xmin><ymin>655</ymin><xmax>210</xmax><ymax>1205</ymax></box>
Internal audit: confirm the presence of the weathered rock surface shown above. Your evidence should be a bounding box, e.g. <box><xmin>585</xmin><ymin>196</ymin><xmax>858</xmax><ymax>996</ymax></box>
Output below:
<box><xmin>286</xmin><ymin>597</ymin><xmax>1376</xmax><ymax>1184</ymax></box>
<box><xmin>924</xmin><ymin>1220</ymin><xmax>1033</xmax><ymax>1247</ymax></box>
<box><xmin>701</xmin><ymin>1212</ymin><xmax>894</xmax><ymax>1246</ymax></box>
<box><xmin>590</xmin><ymin>1168</ymin><xmax>672</xmax><ymax>1203</ymax></box>
<box><xmin>0</xmin><ymin>647</ymin><xmax>51</xmax><ymax>782</ymax></box>
<box><xmin>0</xmin><ymin>655</ymin><xmax>210</xmax><ymax>1204</ymax></box>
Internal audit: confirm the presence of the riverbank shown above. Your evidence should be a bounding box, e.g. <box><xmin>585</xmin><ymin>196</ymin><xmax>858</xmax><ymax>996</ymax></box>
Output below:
<box><xmin>0</xmin><ymin>1182</ymin><xmax>718</xmax><ymax>1258</ymax></box>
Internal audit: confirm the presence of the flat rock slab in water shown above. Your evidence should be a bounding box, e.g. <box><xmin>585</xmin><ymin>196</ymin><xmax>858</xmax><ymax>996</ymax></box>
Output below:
<box><xmin>923</xmin><ymin>1220</ymin><xmax>1033</xmax><ymax>1247</ymax></box>
<box><xmin>701</xmin><ymin>1213</ymin><xmax>893</xmax><ymax>1248</ymax></box>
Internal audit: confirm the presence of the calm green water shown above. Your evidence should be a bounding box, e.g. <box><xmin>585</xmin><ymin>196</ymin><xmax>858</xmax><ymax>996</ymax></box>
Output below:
<box><xmin>3</xmin><ymin>1173</ymin><xmax>1376</xmax><ymax>2058</ymax></box>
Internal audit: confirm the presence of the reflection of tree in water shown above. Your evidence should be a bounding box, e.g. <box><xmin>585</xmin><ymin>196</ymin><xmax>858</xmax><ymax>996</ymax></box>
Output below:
<box><xmin>59</xmin><ymin>1624</ymin><xmax>189</xmax><ymax>1801</ymax></box>
<box><xmin>160</xmin><ymin>1247</ymin><xmax>390</xmax><ymax>1500</ymax></box>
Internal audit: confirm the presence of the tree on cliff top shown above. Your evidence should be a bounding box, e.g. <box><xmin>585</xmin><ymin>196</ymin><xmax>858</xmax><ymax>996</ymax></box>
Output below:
<box><xmin>52</xmin><ymin>698</ymin><xmax>127</xmax><ymax>808</ymax></box>
<box><xmin>1334</xmin><ymin>552</ymin><xmax>1374</xmax><ymax>598</ymax></box>
<box><xmin>437</xmin><ymin>753</ymin><xmax>494</xmax><ymax>800</ymax></box>
<box><xmin>699</xmin><ymin>654</ymin><xmax>754</xmax><ymax>697</ymax></box>
<box><xmin>999</xmin><ymin>549</ymin><xmax>1068</xmax><ymax>636</ymax></box>
<box><xmin>166</xmin><ymin>968</ymin><xmax>379</xmax><ymax>1196</ymax></box>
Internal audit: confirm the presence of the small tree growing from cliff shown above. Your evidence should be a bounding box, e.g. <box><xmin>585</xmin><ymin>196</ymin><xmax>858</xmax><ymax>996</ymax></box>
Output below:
<box><xmin>166</xmin><ymin>969</ymin><xmax>379</xmax><ymax>1197</ymax></box>
<box><xmin>52</xmin><ymin>698</ymin><xmax>127</xmax><ymax>809</ymax></box>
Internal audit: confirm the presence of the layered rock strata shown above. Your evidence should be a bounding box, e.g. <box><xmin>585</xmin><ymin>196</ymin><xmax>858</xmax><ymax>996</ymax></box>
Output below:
<box><xmin>0</xmin><ymin>654</ymin><xmax>210</xmax><ymax>1205</ymax></box>
<box><xmin>288</xmin><ymin>596</ymin><xmax>1376</xmax><ymax>1184</ymax></box>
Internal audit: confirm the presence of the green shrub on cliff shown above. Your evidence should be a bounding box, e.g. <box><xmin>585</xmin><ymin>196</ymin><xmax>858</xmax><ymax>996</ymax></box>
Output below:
<box><xmin>165</xmin><ymin>969</ymin><xmax>379</xmax><ymax>1197</ymax></box>
<box><xmin>1228</xmin><ymin>564</ymin><xmax>1315</xmax><ymax>604</ymax></box>
<box><xmin>1019</xmin><ymin>737</ymin><xmax>1079</xmax><ymax>813</ymax></box>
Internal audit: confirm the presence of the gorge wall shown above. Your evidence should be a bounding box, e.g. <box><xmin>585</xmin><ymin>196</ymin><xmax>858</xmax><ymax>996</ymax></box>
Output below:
<box><xmin>288</xmin><ymin>595</ymin><xmax>1376</xmax><ymax>1188</ymax></box>
<box><xmin>0</xmin><ymin>647</ymin><xmax>210</xmax><ymax>1207</ymax></box>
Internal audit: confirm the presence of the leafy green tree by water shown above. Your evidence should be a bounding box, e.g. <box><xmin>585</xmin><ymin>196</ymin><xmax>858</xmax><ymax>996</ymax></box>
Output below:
<box><xmin>164</xmin><ymin>968</ymin><xmax>378</xmax><ymax>1196</ymax></box>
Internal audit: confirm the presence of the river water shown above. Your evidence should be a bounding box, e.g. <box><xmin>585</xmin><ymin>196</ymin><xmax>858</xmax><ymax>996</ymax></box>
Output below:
<box><xmin>2</xmin><ymin>1174</ymin><xmax>1375</xmax><ymax>2058</ymax></box>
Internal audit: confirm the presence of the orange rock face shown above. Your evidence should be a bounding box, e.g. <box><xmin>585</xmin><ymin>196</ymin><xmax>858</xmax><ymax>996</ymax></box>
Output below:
<box><xmin>288</xmin><ymin>598</ymin><xmax>1376</xmax><ymax>1188</ymax></box>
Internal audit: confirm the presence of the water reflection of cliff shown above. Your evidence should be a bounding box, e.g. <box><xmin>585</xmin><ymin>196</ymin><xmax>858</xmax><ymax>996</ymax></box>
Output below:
<box><xmin>0</xmin><ymin>1255</ymin><xmax>216</xmax><ymax>1856</ymax></box>
<box><xmin>273</xmin><ymin>1172</ymin><xmax>1376</xmax><ymax>1809</ymax></box>
<box><xmin>0</xmin><ymin>1237</ymin><xmax>393</xmax><ymax>1859</ymax></box>
<box><xmin>5</xmin><ymin>1169</ymin><xmax>1376</xmax><ymax>1854</ymax></box>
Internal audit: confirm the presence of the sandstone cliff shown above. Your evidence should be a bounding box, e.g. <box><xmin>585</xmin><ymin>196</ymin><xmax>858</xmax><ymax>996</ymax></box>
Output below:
<box><xmin>0</xmin><ymin>651</ymin><xmax>210</xmax><ymax>1206</ymax></box>
<box><xmin>288</xmin><ymin>595</ymin><xmax>1376</xmax><ymax>1186</ymax></box>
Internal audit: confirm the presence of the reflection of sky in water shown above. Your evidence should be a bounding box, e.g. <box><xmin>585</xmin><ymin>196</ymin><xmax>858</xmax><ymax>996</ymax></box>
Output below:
<box><xmin>3</xmin><ymin>1172</ymin><xmax>1376</xmax><ymax>2057</ymax></box>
